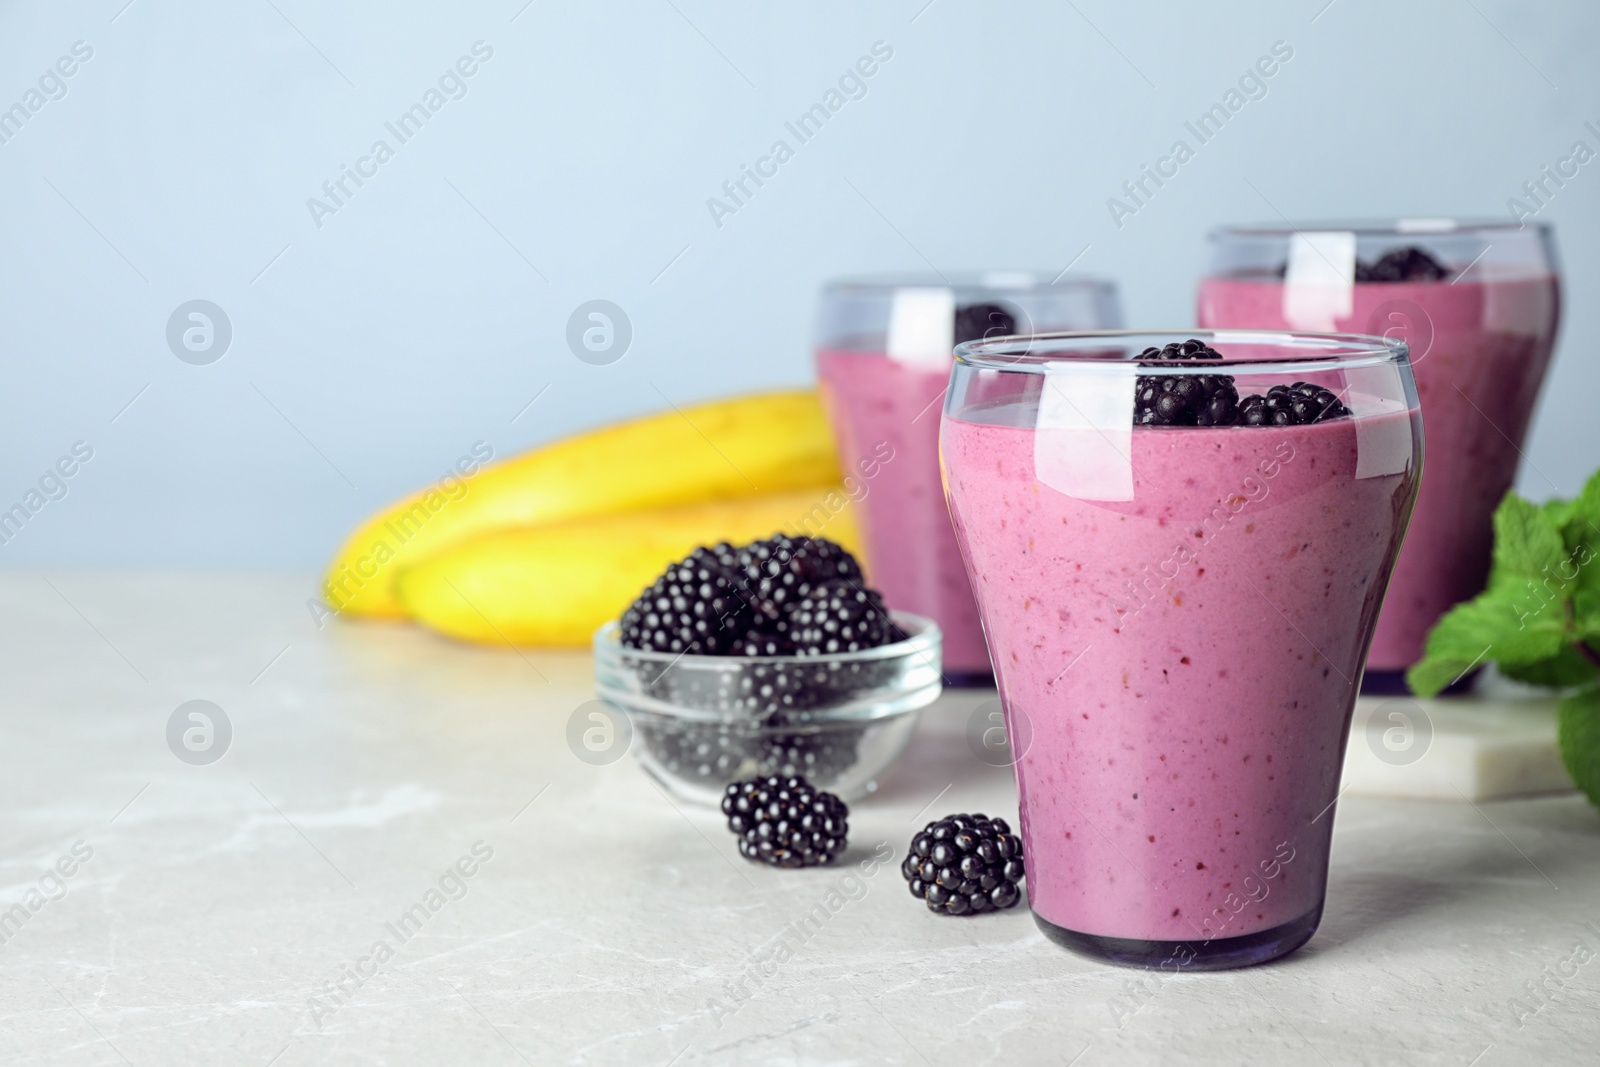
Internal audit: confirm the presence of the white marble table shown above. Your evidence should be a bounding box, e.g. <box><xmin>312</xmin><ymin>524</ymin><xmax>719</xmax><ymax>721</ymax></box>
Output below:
<box><xmin>2</xmin><ymin>574</ymin><xmax>1597</xmax><ymax>1066</ymax></box>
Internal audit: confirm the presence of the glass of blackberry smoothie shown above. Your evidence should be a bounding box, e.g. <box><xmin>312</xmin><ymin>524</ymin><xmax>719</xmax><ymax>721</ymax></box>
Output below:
<box><xmin>940</xmin><ymin>331</ymin><xmax>1422</xmax><ymax>969</ymax></box>
<box><xmin>816</xmin><ymin>274</ymin><xmax>1122</xmax><ymax>685</ymax></box>
<box><xmin>1198</xmin><ymin>222</ymin><xmax>1560</xmax><ymax>690</ymax></box>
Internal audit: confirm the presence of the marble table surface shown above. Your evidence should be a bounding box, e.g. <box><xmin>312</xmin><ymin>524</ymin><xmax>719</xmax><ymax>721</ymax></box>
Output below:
<box><xmin>2</xmin><ymin>574</ymin><xmax>1598</xmax><ymax>1067</ymax></box>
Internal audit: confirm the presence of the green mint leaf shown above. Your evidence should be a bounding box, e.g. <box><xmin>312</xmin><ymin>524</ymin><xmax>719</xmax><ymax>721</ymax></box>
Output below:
<box><xmin>1481</xmin><ymin>492</ymin><xmax>1579</xmax><ymax>672</ymax></box>
<box><xmin>1405</xmin><ymin>659</ymin><xmax>1470</xmax><ymax>700</ymax></box>
<box><xmin>1499</xmin><ymin>644</ymin><xmax>1600</xmax><ymax>688</ymax></box>
<box><xmin>1576</xmin><ymin>590</ymin><xmax>1600</xmax><ymax>645</ymax></box>
<box><xmin>1543</xmin><ymin>497</ymin><xmax>1575</xmax><ymax>530</ymax></box>
<box><xmin>1563</xmin><ymin>468</ymin><xmax>1600</xmax><ymax>540</ymax></box>
<box><xmin>1563</xmin><ymin>474</ymin><xmax>1600</xmax><ymax>614</ymax></box>
<box><xmin>1486</xmin><ymin>493</ymin><xmax>1568</xmax><ymax>593</ymax></box>
<box><xmin>1406</xmin><ymin>591</ymin><xmax>1567</xmax><ymax>697</ymax></box>
<box><xmin>1411</xmin><ymin>482</ymin><xmax>1600</xmax><ymax>698</ymax></box>
<box><xmin>1557</xmin><ymin>682</ymin><xmax>1600</xmax><ymax>809</ymax></box>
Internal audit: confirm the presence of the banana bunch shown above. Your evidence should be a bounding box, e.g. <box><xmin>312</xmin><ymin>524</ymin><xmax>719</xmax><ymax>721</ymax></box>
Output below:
<box><xmin>322</xmin><ymin>390</ymin><xmax>863</xmax><ymax>647</ymax></box>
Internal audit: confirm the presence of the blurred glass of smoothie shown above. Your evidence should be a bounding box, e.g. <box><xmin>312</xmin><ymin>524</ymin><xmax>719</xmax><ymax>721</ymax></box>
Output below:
<box><xmin>815</xmin><ymin>273</ymin><xmax>1122</xmax><ymax>684</ymax></box>
<box><xmin>941</xmin><ymin>331</ymin><xmax>1421</xmax><ymax>969</ymax></box>
<box><xmin>1198</xmin><ymin>221</ymin><xmax>1560</xmax><ymax>688</ymax></box>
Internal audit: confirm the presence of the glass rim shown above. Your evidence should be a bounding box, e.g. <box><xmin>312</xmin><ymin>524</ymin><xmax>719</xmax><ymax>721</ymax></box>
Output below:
<box><xmin>821</xmin><ymin>270</ymin><xmax>1118</xmax><ymax>293</ymax></box>
<box><xmin>1208</xmin><ymin>217</ymin><xmax>1549</xmax><ymax>238</ymax></box>
<box><xmin>951</xmin><ymin>329</ymin><xmax>1410</xmax><ymax>375</ymax></box>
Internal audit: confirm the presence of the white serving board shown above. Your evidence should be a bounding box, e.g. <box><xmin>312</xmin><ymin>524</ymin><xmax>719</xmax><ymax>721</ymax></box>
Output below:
<box><xmin>1341</xmin><ymin>677</ymin><xmax>1574</xmax><ymax>801</ymax></box>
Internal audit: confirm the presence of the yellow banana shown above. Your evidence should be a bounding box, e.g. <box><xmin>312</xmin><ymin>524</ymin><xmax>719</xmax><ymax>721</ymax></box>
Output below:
<box><xmin>323</xmin><ymin>390</ymin><xmax>840</xmax><ymax>618</ymax></box>
<box><xmin>395</xmin><ymin>488</ymin><xmax>863</xmax><ymax>647</ymax></box>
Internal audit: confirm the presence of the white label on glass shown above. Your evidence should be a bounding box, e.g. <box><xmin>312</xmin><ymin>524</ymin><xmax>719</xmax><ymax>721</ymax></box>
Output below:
<box><xmin>979</xmin><ymin>270</ymin><xmax>1035</xmax><ymax>288</ymax></box>
<box><xmin>886</xmin><ymin>287</ymin><xmax>955</xmax><ymax>367</ymax></box>
<box><xmin>1397</xmin><ymin>218</ymin><xmax>1457</xmax><ymax>233</ymax></box>
<box><xmin>1033</xmin><ymin>368</ymin><xmax>1135</xmax><ymax>501</ymax></box>
<box><xmin>1282</xmin><ymin>231</ymin><xmax>1355</xmax><ymax>331</ymax></box>
<box><xmin>1345</xmin><ymin>365</ymin><xmax>1415</xmax><ymax>480</ymax></box>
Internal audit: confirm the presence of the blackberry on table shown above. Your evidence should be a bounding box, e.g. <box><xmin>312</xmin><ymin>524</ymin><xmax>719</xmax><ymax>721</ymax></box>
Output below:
<box><xmin>619</xmin><ymin>547</ymin><xmax>752</xmax><ymax>655</ymax></box>
<box><xmin>902</xmin><ymin>813</ymin><xmax>1025</xmax><ymax>916</ymax></box>
<box><xmin>1356</xmin><ymin>246</ymin><xmax>1450</xmax><ymax>283</ymax></box>
<box><xmin>1237</xmin><ymin>381</ymin><xmax>1350</xmax><ymax>427</ymax></box>
<box><xmin>1134</xmin><ymin>338</ymin><xmax>1239</xmax><ymax>427</ymax></box>
<box><xmin>954</xmin><ymin>302</ymin><xmax>1018</xmax><ymax>346</ymax></box>
<box><xmin>721</xmin><ymin>775</ymin><xmax>849</xmax><ymax>868</ymax></box>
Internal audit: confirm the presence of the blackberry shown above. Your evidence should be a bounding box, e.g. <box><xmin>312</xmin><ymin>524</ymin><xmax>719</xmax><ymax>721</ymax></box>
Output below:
<box><xmin>1141</xmin><ymin>338</ymin><xmax>1223</xmax><ymax>361</ymax></box>
<box><xmin>729</xmin><ymin>536</ymin><xmax>863</xmax><ymax>627</ymax></box>
<box><xmin>733</xmin><ymin>659</ymin><xmax>818</xmax><ymax>713</ymax></box>
<box><xmin>954</xmin><ymin>302</ymin><xmax>1018</xmax><ymax>346</ymax></box>
<box><xmin>621</xmin><ymin>536</ymin><xmax>904</xmax><ymax>793</ymax></box>
<box><xmin>721</xmin><ymin>775</ymin><xmax>848</xmax><ymax>868</ymax></box>
<box><xmin>621</xmin><ymin>536</ymin><xmax>886</xmax><ymax>657</ymax></box>
<box><xmin>1134</xmin><ymin>374</ymin><xmax>1239</xmax><ymax>427</ymax></box>
<box><xmin>1356</xmin><ymin>246</ymin><xmax>1450</xmax><ymax>283</ymax></box>
<box><xmin>789</xmin><ymin>537</ymin><xmax>865</xmax><ymax>585</ymax></box>
<box><xmin>1237</xmin><ymin>381</ymin><xmax>1351</xmax><ymax>427</ymax></box>
<box><xmin>639</xmin><ymin>722</ymin><xmax>754</xmax><ymax>785</ymax></box>
<box><xmin>789</xmin><ymin>579</ymin><xmax>896</xmax><ymax>655</ymax></box>
<box><xmin>1270</xmin><ymin>247</ymin><xmax>1451</xmax><ymax>283</ymax></box>
<box><xmin>1134</xmin><ymin>338</ymin><xmax>1239</xmax><ymax>427</ymax></box>
<box><xmin>642</xmin><ymin>722</ymin><xmax>863</xmax><ymax>789</ymax></box>
<box><xmin>619</xmin><ymin>547</ymin><xmax>752</xmax><ymax>654</ymax></box>
<box><xmin>742</xmin><ymin>663</ymin><xmax>872</xmax><ymax>783</ymax></box>
<box><xmin>734</xmin><ymin>630</ymin><xmax>796</xmax><ymax>657</ymax></box>
<box><xmin>630</xmin><ymin>650</ymin><xmax>898</xmax><ymax>718</ymax></box>
<box><xmin>756</xmin><ymin>731</ymin><xmax>861</xmax><ymax>782</ymax></box>
<box><xmin>902</xmin><ymin>813</ymin><xmax>1025</xmax><ymax>916</ymax></box>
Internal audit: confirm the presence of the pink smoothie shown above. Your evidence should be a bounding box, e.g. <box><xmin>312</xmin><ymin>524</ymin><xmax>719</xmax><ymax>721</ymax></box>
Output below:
<box><xmin>1198</xmin><ymin>274</ymin><xmax>1558</xmax><ymax>671</ymax></box>
<box><xmin>941</xmin><ymin>408</ymin><xmax>1419</xmax><ymax>942</ymax></box>
<box><xmin>818</xmin><ymin>350</ymin><xmax>992</xmax><ymax>677</ymax></box>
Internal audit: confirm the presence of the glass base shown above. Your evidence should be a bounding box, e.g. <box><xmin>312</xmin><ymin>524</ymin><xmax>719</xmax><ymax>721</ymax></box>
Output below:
<box><xmin>1361</xmin><ymin>667</ymin><xmax>1478</xmax><ymax>697</ymax></box>
<box><xmin>943</xmin><ymin>669</ymin><xmax>995</xmax><ymax>688</ymax></box>
<box><xmin>1034</xmin><ymin>903</ymin><xmax>1322</xmax><ymax>971</ymax></box>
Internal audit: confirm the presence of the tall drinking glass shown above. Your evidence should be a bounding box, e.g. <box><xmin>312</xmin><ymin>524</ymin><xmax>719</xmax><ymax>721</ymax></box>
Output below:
<box><xmin>1198</xmin><ymin>221</ymin><xmax>1560</xmax><ymax>689</ymax></box>
<box><xmin>816</xmin><ymin>273</ymin><xmax>1122</xmax><ymax>685</ymax></box>
<box><xmin>940</xmin><ymin>331</ymin><xmax>1422</xmax><ymax>969</ymax></box>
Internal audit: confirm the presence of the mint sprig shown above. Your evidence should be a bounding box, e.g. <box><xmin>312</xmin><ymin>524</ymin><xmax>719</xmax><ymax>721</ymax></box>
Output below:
<box><xmin>1560</xmin><ymin>685</ymin><xmax>1600</xmax><ymax>809</ymax></box>
<box><xmin>1407</xmin><ymin>470</ymin><xmax>1600</xmax><ymax>808</ymax></box>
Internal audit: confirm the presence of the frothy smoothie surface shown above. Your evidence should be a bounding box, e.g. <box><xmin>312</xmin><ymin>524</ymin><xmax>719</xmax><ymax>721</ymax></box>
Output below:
<box><xmin>941</xmin><ymin>407</ymin><xmax>1418</xmax><ymax>942</ymax></box>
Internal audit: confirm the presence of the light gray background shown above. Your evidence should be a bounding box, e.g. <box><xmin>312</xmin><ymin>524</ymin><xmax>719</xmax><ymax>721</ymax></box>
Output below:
<box><xmin>0</xmin><ymin>0</ymin><xmax>1594</xmax><ymax>568</ymax></box>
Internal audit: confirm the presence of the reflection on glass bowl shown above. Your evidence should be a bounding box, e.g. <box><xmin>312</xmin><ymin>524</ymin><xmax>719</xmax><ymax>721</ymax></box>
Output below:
<box><xmin>594</xmin><ymin>613</ymin><xmax>942</xmax><ymax>805</ymax></box>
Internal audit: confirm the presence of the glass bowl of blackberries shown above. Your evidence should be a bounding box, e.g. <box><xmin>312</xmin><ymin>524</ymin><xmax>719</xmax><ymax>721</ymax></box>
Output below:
<box><xmin>594</xmin><ymin>535</ymin><xmax>943</xmax><ymax>805</ymax></box>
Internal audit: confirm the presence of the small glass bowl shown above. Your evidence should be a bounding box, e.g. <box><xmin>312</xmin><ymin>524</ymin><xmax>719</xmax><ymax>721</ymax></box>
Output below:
<box><xmin>594</xmin><ymin>613</ymin><xmax>942</xmax><ymax>805</ymax></box>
